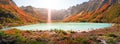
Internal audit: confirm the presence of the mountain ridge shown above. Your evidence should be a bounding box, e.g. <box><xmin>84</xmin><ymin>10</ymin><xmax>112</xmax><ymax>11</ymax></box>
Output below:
<box><xmin>0</xmin><ymin>0</ymin><xmax>39</xmax><ymax>27</ymax></box>
<box><xmin>64</xmin><ymin>0</ymin><xmax>120</xmax><ymax>23</ymax></box>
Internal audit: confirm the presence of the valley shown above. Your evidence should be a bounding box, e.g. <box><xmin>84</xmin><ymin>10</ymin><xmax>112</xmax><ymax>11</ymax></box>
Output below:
<box><xmin>0</xmin><ymin>0</ymin><xmax>120</xmax><ymax>44</ymax></box>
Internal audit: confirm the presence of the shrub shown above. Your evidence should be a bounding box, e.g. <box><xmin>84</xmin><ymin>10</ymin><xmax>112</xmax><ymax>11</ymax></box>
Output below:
<box><xmin>0</xmin><ymin>31</ymin><xmax>17</xmax><ymax>44</ymax></box>
<box><xmin>75</xmin><ymin>38</ymin><xmax>89</xmax><ymax>44</ymax></box>
<box><xmin>68</xmin><ymin>30</ymin><xmax>76</xmax><ymax>34</ymax></box>
<box><xmin>107</xmin><ymin>38</ymin><xmax>116</xmax><ymax>44</ymax></box>
<box><xmin>107</xmin><ymin>34</ymin><xmax>118</xmax><ymax>38</ymax></box>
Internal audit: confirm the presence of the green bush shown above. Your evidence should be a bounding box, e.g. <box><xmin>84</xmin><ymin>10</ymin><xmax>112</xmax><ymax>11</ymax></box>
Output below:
<box><xmin>75</xmin><ymin>38</ymin><xmax>89</xmax><ymax>44</ymax></box>
<box><xmin>0</xmin><ymin>29</ymin><xmax>46</xmax><ymax>44</ymax></box>
<box><xmin>107</xmin><ymin>38</ymin><xmax>116</xmax><ymax>44</ymax></box>
<box><xmin>107</xmin><ymin>34</ymin><xmax>118</xmax><ymax>38</ymax></box>
<box><xmin>0</xmin><ymin>31</ymin><xmax>17</xmax><ymax>44</ymax></box>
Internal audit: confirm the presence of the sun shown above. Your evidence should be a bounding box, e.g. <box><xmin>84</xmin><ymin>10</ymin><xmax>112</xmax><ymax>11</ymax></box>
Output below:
<box><xmin>43</xmin><ymin>0</ymin><xmax>62</xmax><ymax>9</ymax></box>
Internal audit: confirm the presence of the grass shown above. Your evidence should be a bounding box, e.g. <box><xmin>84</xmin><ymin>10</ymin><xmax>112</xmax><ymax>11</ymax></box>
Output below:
<box><xmin>0</xmin><ymin>24</ymin><xmax>119</xmax><ymax>44</ymax></box>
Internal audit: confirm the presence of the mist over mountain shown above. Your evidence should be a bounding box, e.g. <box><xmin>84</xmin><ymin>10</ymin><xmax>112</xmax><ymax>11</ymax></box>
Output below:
<box><xmin>21</xmin><ymin>6</ymin><xmax>69</xmax><ymax>21</ymax></box>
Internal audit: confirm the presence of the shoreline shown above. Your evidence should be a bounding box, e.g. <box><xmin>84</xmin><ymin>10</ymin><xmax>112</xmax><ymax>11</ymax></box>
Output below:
<box><xmin>0</xmin><ymin>24</ymin><xmax>119</xmax><ymax>44</ymax></box>
<box><xmin>1</xmin><ymin>23</ymin><xmax>113</xmax><ymax>32</ymax></box>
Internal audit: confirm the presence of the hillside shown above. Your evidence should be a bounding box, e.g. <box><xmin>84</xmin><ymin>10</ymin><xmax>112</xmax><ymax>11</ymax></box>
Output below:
<box><xmin>64</xmin><ymin>0</ymin><xmax>120</xmax><ymax>23</ymax></box>
<box><xmin>0</xmin><ymin>0</ymin><xmax>39</xmax><ymax>27</ymax></box>
<box><xmin>20</xmin><ymin>6</ymin><xmax>45</xmax><ymax>22</ymax></box>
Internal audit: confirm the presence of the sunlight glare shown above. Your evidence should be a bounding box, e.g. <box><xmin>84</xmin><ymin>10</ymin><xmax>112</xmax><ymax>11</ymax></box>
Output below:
<box><xmin>43</xmin><ymin>0</ymin><xmax>61</xmax><ymax>9</ymax></box>
<box><xmin>47</xmin><ymin>9</ymin><xmax>51</xmax><ymax>23</ymax></box>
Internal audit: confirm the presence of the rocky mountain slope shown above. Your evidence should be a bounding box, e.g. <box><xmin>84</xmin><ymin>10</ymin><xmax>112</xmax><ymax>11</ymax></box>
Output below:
<box><xmin>64</xmin><ymin>0</ymin><xmax>120</xmax><ymax>23</ymax></box>
<box><xmin>0</xmin><ymin>0</ymin><xmax>39</xmax><ymax>27</ymax></box>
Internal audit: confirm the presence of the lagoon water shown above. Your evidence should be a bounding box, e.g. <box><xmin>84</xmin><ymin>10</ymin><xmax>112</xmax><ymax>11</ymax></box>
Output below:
<box><xmin>10</xmin><ymin>23</ymin><xmax>112</xmax><ymax>31</ymax></box>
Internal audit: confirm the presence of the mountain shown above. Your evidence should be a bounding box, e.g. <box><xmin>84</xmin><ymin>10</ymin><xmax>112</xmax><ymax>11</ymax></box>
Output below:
<box><xmin>64</xmin><ymin>0</ymin><xmax>120</xmax><ymax>23</ymax></box>
<box><xmin>20</xmin><ymin>6</ymin><xmax>45</xmax><ymax>22</ymax></box>
<box><xmin>21</xmin><ymin>6</ymin><xmax>69</xmax><ymax>21</ymax></box>
<box><xmin>0</xmin><ymin>0</ymin><xmax>39</xmax><ymax>27</ymax></box>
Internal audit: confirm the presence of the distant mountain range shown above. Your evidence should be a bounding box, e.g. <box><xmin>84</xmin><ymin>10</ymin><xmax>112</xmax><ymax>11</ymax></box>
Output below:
<box><xmin>0</xmin><ymin>0</ymin><xmax>120</xmax><ymax>27</ymax></box>
<box><xmin>21</xmin><ymin>6</ymin><xmax>69</xmax><ymax>21</ymax></box>
<box><xmin>20</xmin><ymin>0</ymin><xmax>120</xmax><ymax>23</ymax></box>
<box><xmin>20</xmin><ymin>6</ymin><xmax>45</xmax><ymax>22</ymax></box>
<box><xmin>64</xmin><ymin>0</ymin><xmax>120</xmax><ymax>23</ymax></box>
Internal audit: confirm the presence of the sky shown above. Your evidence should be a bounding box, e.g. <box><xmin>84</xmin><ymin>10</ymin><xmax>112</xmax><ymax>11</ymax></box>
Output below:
<box><xmin>13</xmin><ymin>0</ymin><xmax>89</xmax><ymax>10</ymax></box>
